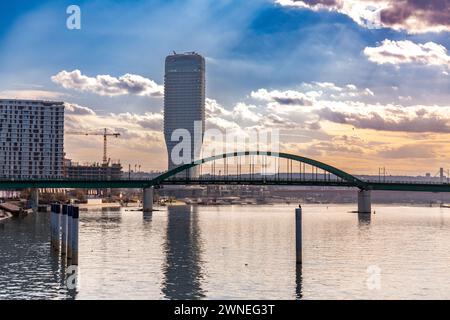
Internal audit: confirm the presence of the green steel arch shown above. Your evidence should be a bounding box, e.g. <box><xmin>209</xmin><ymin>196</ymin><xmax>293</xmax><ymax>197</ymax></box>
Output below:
<box><xmin>152</xmin><ymin>151</ymin><xmax>369</xmax><ymax>189</ymax></box>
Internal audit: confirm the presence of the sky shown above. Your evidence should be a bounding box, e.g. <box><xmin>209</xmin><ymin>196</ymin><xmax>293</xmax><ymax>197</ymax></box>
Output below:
<box><xmin>0</xmin><ymin>0</ymin><xmax>449</xmax><ymax>175</ymax></box>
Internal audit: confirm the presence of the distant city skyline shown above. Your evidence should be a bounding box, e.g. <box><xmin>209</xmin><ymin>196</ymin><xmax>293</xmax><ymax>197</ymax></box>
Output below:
<box><xmin>0</xmin><ymin>0</ymin><xmax>448</xmax><ymax>175</ymax></box>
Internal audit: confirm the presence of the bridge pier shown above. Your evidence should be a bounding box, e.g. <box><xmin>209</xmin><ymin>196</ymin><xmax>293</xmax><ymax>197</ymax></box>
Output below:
<box><xmin>30</xmin><ymin>188</ymin><xmax>39</xmax><ymax>212</ymax></box>
<box><xmin>143</xmin><ymin>187</ymin><xmax>154</xmax><ymax>213</ymax></box>
<box><xmin>358</xmin><ymin>190</ymin><xmax>371</xmax><ymax>214</ymax></box>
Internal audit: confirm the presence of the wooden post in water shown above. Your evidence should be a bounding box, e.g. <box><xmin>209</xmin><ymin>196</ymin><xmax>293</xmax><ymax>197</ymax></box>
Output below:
<box><xmin>67</xmin><ymin>205</ymin><xmax>73</xmax><ymax>260</ymax></box>
<box><xmin>61</xmin><ymin>205</ymin><xmax>68</xmax><ymax>256</ymax></box>
<box><xmin>54</xmin><ymin>204</ymin><xmax>61</xmax><ymax>252</ymax></box>
<box><xmin>30</xmin><ymin>188</ymin><xmax>39</xmax><ymax>213</ymax></box>
<box><xmin>295</xmin><ymin>205</ymin><xmax>302</xmax><ymax>264</ymax></box>
<box><xmin>50</xmin><ymin>204</ymin><xmax>55</xmax><ymax>250</ymax></box>
<box><xmin>71</xmin><ymin>206</ymin><xmax>79</xmax><ymax>265</ymax></box>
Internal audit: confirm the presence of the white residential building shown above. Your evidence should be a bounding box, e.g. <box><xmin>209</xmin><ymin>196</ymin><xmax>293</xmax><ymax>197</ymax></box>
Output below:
<box><xmin>0</xmin><ymin>99</ymin><xmax>64</xmax><ymax>179</ymax></box>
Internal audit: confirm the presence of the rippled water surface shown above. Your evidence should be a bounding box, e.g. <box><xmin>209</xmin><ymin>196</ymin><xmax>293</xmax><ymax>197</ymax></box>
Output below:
<box><xmin>1</xmin><ymin>204</ymin><xmax>450</xmax><ymax>299</ymax></box>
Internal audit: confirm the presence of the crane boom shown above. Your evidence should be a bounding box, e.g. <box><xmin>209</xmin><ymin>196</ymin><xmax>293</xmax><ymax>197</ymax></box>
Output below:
<box><xmin>66</xmin><ymin>128</ymin><xmax>120</xmax><ymax>165</ymax></box>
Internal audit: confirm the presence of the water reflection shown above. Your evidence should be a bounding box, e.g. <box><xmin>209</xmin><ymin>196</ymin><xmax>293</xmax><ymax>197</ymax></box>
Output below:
<box><xmin>358</xmin><ymin>212</ymin><xmax>371</xmax><ymax>226</ymax></box>
<box><xmin>143</xmin><ymin>211</ymin><xmax>153</xmax><ymax>223</ymax></box>
<box><xmin>2</xmin><ymin>205</ymin><xmax>450</xmax><ymax>299</ymax></box>
<box><xmin>50</xmin><ymin>252</ymin><xmax>78</xmax><ymax>300</ymax></box>
<box><xmin>162</xmin><ymin>205</ymin><xmax>205</xmax><ymax>299</ymax></box>
<box><xmin>0</xmin><ymin>213</ymin><xmax>71</xmax><ymax>299</ymax></box>
<box><xmin>81</xmin><ymin>209</ymin><xmax>122</xmax><ymax>225</ymax></box>
<box><xmin>295</xmin><ymin>264</ymin><xmax>302</xmax><ymax>300</ymax></box>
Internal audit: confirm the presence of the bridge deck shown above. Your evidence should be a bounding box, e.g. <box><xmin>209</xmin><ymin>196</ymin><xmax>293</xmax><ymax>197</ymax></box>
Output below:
<box><xmin>0</xmin><ymin>179</ymin><xmax>448</xmax><ymax>193</ymax></box>
<box><xmin>1</xmin><ymin>152</ymin><xmax>448</xmax><ymax>192</ymax></box>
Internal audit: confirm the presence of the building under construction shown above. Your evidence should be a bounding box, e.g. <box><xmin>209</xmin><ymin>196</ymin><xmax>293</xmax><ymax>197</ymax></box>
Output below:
<box><xmin>64</xmin><ymin>128</ymin><xmax>123</xmax><ymax>180</ymax></box>
<box><xmin>64</xmin><ymin>159</ymin><xmax>123</xmax><ymax>180</ymax></box>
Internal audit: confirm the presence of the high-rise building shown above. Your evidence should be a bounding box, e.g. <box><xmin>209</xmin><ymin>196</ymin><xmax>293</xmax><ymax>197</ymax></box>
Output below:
<box><xmin>0</xmin><ymin>99</ymin><xmax>64</xmax><ymax>179</ymax></box>
<box><xmin>164</xmin><ymin>52</ymin><xmax>205</xmax><ymax>176</ymax></box>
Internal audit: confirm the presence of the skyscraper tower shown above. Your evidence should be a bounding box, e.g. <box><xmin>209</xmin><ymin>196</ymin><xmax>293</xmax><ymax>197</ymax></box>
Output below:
<box><xmin>164</xmin><ymin>52</ymin><xmax>205</xmax><ymax>176</ymax></box>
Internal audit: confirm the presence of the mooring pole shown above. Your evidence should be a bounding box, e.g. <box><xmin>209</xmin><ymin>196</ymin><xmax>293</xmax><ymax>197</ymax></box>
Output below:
<box><xmin>61</xmin><ymin>205</ymin><xmax>68</xmax><ymax>256</ymax></box>
<box><xmin>30</xmin><ymin>188</ymin><xmax>39</xmax><ymax>213</ymax></box>
<box><xmin>71</xmin><ymin>206</ymin><xmax>79</xmax><ymax>265</ymax></box>
<box><xmin>67</xmin><ymin>205</ymin><xmax>73</xmax><ymax>260</ymax></box>
<box><xmin>50</xmin><ymin>204</ymin><xmax>55</xmax><ymax>250</ymax></box>
<box><xmin>295</xmin><ymin>205</ymin><xmax>302</xmax><ymax>264</ymax></box>
<box><xmin>54</xmin><ymin>204</ymin><xmax>61</xmax><ymax>252</ymax></box>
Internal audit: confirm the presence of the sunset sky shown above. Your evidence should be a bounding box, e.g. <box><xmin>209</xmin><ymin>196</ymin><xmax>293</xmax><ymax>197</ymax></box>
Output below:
<box><xmin>0</xmin><ymin>0</ymin><xmax>449</xmax><ymax>175</ymax></box>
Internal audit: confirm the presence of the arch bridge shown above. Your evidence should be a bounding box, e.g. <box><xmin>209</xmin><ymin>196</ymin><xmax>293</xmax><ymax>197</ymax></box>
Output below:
<box><xmin>153</xmin><ymin>151</ymin><xmax>368</xmax><ymax>189</ymax></box>
<box><xmin>0</xmin><ymin>151</ymin><xmax>449</xmax><ymax>213</ymax></box>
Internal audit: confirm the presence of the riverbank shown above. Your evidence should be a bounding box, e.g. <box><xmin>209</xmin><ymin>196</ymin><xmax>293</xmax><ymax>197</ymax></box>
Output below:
<box><xmin>78</xmin><ymin>202</ymin><xmax>122</xmax><ymax>211</ymax></box>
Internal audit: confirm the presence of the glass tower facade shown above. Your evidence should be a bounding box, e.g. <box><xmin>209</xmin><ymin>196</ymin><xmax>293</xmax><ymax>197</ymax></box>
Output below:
<box><xmin>164</xmin><ymin>52</ymin><xmax>205</xmax><ymax>176</ymax></box>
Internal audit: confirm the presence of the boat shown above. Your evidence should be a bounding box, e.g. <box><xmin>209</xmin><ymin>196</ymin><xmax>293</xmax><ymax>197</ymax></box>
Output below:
<box><xmin>0</xmin><ymin>211</ymin><xmax>13</xmax><ymax>223</ymax></box>
<box><xmin>440</xmin><ymin>203</ymin><xmax>450</xmax><ymax>208</ymax></box>
<box><xmin>0</xmin><ymin>202</ymin><xmax>21</xmax><ymax>216</ymax></box>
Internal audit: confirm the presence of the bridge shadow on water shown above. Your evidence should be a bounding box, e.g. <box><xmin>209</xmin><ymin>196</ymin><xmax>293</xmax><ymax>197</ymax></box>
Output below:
<box><xmin>162</xmin><ymin>205</ymin><xmax>205</xmax><ymax>299</ymax></box>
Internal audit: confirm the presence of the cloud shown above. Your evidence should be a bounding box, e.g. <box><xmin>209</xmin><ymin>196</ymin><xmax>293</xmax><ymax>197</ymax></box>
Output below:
<box><xmin>317</xmin><ymin>105</ymin><xmax>450</xmax><ymax>133</ymax></box>
<box><xmin>305</xmin><ymin>139</ymin><xmax>366</xmax><ymax>156</ymax></box>
<box><xmin>60</xmin><ymin>80</ymin><xmax>450</xmax><ymax>174</ymax></box>
<box><xmin>232</xmin><ymin>103</ymin><xmax>263</xmax><ymax>124</ymax></box>
<box><xmin>275</xmin><ymin>0</ymin><xmax>450</xmax><ymax>33</ymax></box>
<box><xmin>377</xmin><ymin>144</ymin><xmax>437</xmax><ymax>159</ymax></box>
<box><xmin>379</xmin><ymin>0</ymin><xmax>450</xmax><ymax>33</ymax></box>
<box><xmin>303</xmin><ymin>82</ymin><xmax>375</xmax><ymax>99</ymax></box>
<box><xmin>51</xmin><ymin>69</ymin><xmax>164</xmax><ymax>97</ymax></box>
<box><xmin>64</xmin><ymin>108</ymin><xmax>166</xmax><ymax>165</ymax></box>
<box><xmin>109</xmin><ymin>112</ymin><xmax>163</xmax><ymax>131</ymax></box>
<box><xmin>251</xmin><ymin>88</ymin><xmax>315</xmax><ymax>106</ymax></box>
<box><xmin>206</xmin><ymin>98</ymin><xmax>232</xmax><ymax>118</ymax></box>
<box><xmin>64</xmin><ymin>102</ymin><xmax>96</xmax><ymax>116</ymax></box>
<box><xmin>0</xmin><ymin>89</ymin><xmax>66</xmax><ymax>100</ymax></box>
<box><xmin>251</xmin><ymin>83</ymin><xmax>374</xmax><ymax>110</ymax></box>
<box><xmin>364</xmin><ymin>40</ymin><xmax>450</xmax><ymax>69</ymax></box>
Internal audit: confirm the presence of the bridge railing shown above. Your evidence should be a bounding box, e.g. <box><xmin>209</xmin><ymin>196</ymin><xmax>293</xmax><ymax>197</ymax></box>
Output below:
<box><xmin>363</xmin><ymin>179</ymin><xmax>449</xmax><ymax>185</ymax></box>
<box><xmin>0</xmin><ymin>176</ymin><xmax>448</xmax><ymax>186</ymax></box>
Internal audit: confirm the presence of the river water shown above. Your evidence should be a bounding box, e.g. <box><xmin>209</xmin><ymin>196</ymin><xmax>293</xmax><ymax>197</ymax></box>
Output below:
<box><xmin>1</xmin><ymin>204</ymin><xmax>450</xmax><ymax>300</ymax></box>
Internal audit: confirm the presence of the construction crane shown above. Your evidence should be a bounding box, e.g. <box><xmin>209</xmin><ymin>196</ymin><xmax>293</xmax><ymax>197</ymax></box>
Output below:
<box><xmin>66</xmin><ymin>128</ymin><xmax>120</xmax><ymax>165</ymax></box>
